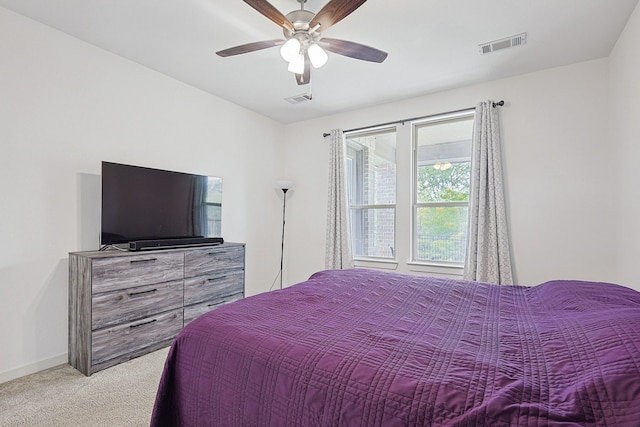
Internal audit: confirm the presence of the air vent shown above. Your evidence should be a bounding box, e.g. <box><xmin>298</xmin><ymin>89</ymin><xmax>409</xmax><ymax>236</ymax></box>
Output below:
<box><xmin>285</xmin><ymin>93</ymin><xmax>313</xmax><ymax>104</ymax></box>
<box><xmin>479</xmin><ymin>33</ymin><xmax>527</xmax><ymax>55</ymax></box>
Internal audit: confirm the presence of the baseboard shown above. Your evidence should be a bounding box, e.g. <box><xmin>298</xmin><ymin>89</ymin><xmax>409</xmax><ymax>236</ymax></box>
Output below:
<box><xmin>0</xmin><ymin>353</ymin><xmax>68</xmax><ymax>384</ymax></box>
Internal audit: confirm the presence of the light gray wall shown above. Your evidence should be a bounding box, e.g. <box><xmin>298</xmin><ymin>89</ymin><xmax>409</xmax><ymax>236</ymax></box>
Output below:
<box><xmin>0</xmin><ymin>8</ymin><xmax>285</xmax><ymax>382</ymax></box>
<box><xmin>610</xmin><ymin>2</ymin><xmax>640</xmax><ymax>287</ymax></box>
<box><xmin>282</xmin><ymin>58</ymin><xmax>620</xmax><ymax>289</ymax></box>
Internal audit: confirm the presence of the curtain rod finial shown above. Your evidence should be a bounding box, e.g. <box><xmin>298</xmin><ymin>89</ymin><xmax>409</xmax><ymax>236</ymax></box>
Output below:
<box><xmin>492</xmin><ymin>100</ymin><xmax>505</xmax><ymax>108</ymax></box>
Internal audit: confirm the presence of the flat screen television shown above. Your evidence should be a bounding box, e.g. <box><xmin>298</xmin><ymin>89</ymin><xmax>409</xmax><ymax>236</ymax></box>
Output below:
<box><xmin>101</xmin><ymin>161</ymin><xmax>222</xmax><ymax>247</ymax></box>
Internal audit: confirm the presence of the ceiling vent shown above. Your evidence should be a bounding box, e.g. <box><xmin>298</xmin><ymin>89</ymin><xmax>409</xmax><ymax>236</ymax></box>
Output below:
<box><xmin>479</xmin><ymin>33</ymin><xmax>527</xmax><ymax>55</ymax></box>
<box><xmin>285</xmin><ymin>93</ymin><xmax>313</xmax><ymax>104</ymax></box>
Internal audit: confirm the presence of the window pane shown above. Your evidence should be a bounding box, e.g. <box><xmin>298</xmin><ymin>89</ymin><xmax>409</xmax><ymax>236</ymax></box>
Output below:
<box><xmin>206</xmin><ymin>177</ymin><xmax>223</xmax><ymax>203</ymax></box>
<box><xmin>414</xmin><ymin>114</ymin><xmax>473</xmax><ymax>264</ymax></box>
<box><xmin>347</xmin><ymin>130</ymin><xmax>396</xmax><ymax>205</ymax></box>
<box><xmin>351</xmin><ymin>207</ymin><xmax>395</xmax><ymax>259</ymax></box>
<box><xmin>205</xmin><ymin>204</ymin><xmax>221</xmax><ymax>236</ymax></box>
<box><xmin>415</xmin><ymin>118</ymin><xmax>472</xmax><ymax>203</ymax></box>
<box><xmin>205</xmin><ymin>176</ymin><xmax>222</xmax><ymax>236</ymax></box>
<box><xmin>416</xmin><ymin>161</ymin><xmax>471</xmax><ymax>203</ymax></box>
<box><xmin>347</xmin><ymin>128</ymin><xmax>396</xmax><ymax>260</ymax></box>
<box><xmin>415</xmin><ymin>206</ymin><xmax>468</xmax><ymax>263</ymax></box>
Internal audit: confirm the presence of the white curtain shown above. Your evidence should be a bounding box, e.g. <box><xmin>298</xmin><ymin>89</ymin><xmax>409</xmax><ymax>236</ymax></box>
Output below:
<box><xmin>464</xmin><ymin>101</ymin><xmax>513</xmax><ymax>284</ymax></box>
<box><xmin>325</xmin><ymin>129</ymin><xmax>354</xmax><ymax>269</ymax></box>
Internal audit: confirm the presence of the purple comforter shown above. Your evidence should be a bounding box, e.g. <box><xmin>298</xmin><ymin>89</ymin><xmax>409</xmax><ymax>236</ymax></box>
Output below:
<box><xmin>151</xmin><ymin>269</ymin><xmax>640</xmax><ymax>426</ymax></box>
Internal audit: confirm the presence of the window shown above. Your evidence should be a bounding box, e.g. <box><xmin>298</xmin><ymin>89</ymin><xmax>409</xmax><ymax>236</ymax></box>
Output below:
<box><xmin>346</xmin><ymin>128</ymin><xmax>397</xmax><ymax>259</ymax></box>
<box><xmin>413</xmin><ymin>113</ymin><xmax>474</xmax><ymax>264</ymax></box>
<box><xmin>345</xmin><ymin>110</ymin><xmax>474</xmax><ymax>272</ymax></box>
<box><xmin>204</xmin><ymin>177</ymin><xmax>223</xmax><ymax>236</ymax></box>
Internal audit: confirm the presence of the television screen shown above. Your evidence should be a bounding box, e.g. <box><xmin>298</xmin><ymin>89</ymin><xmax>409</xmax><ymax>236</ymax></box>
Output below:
<box><xmin>101</xmin><ymin>162</ymin><xmax>222</xmax><ymax>246</ymax></box>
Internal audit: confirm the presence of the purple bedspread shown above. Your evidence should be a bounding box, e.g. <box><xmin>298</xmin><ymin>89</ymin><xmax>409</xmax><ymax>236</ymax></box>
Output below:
<box><xmin>151</xmin><ymin>269</ymin><xmax>640</xmax><ymax>426</ymax></box>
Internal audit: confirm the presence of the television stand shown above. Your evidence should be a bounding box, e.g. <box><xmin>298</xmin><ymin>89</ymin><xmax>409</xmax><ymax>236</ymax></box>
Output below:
<box><xmin>128</xmin><ymin>237</ymin><xmax>224</xmax><ymax>251</ymax></box>
<box><xmin>69</xmin><ymin>242</ymin><xmax>244</xmax><ymax>375</ymax></box>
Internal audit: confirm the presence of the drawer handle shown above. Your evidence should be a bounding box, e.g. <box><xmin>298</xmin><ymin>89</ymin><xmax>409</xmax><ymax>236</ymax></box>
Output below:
<box><xmin>128</xmin><ymin>288</ymin><xmax>157</xmax><ymax>297</ymax></box>
<box><xmin>207</xmin><ymin>275</ymin><xmax>227</xmax><ymax>282</ymax></box>
<box><xmin>130</xmin><ymin>258</ymin><xmax>157</xmax><ymax>264</ymax></box>
<box><xmin>130</xmin><ymin>319</ymin><xmax>157</xmax><ymax>329</ymax></box>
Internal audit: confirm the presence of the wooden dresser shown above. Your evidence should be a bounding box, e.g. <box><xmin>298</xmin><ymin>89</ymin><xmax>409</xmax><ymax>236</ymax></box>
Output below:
<box><xmin>68</xmin><ymin>242</ymin><xmax>245</xmax><ymax>375</ymax></box>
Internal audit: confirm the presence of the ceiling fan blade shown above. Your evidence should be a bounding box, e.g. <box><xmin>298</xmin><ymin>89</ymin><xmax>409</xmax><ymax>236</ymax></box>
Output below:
<box><xmin>243</xmin><ymin>0</ymin><xmax>294</xmax><ymax>32</ymax></box>
<box><xmin>321</xmin><ymin>38</ymin><xmax>388</xmax><ymax>63</ymax></box>
<box><xmin>309</xmin><ymin>0</ymin><xmax>368</xmax><ymax>33</ymax></box>
<box><xmin>216</xmin><ymin>39</ymin><xmax>284</xmax><ymax>57</ymax></box>
<box><xmin>296</xmin><ymin>54</ymin><xmax>311</xmax><ymax>85</ymax></box>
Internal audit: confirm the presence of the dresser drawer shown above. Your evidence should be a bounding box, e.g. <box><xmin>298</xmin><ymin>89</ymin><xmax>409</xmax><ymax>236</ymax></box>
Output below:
<box><xmin>184</xmin><ymin>293</ymin><xmax>244</xmax><ymax>325</ymax></box>
<box><xmin>184</xmin><ymin>245</ymin><xmax>244</xmax><ymax>278</ymax></box>
<box><xmin>92</xmin><ymin>279</ymin><xmax>184</xmax><ymax>330</ymax></box>
<box><xmin>184</xmin><ymin>269</ymin><xmax>244</xmax><ymax>305</ymax></box>
<box><xmin>91</xmin><ymin>309</ymin><xmax>183</xmax><ymax>366</ymax></box>
<box><xmin>92</xmin><ymin>252</ymin><xmax>184</xmax><ymax>294</ymax></box>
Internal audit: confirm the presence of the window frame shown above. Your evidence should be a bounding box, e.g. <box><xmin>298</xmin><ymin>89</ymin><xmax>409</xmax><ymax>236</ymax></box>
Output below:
<box><xmin>411</xmin><ymin>110</ymin><xmax>475</xmax><ymax>267</ymax></box>
<box><xmin>345</xmin><ymin>127</ymin><xmax>397</xmax><ymax>261</ymax></box>
<box><xmin>343</xmin><ymin>108</ymin><xmax>475</xmax><ymax>277</ymax></box>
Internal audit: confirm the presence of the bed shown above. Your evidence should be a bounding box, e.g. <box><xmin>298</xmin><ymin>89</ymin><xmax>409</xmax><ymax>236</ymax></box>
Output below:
<box><xmin>150</xmin><ymin>268</ymin><xmax>640</xmax><ymax>426</ymax></box>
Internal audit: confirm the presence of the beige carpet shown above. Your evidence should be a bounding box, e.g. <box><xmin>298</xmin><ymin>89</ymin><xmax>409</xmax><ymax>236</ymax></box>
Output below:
<box><xmin>0</xmin><ymin>347</ymin><xmax>169</xmax><ymax>427</ymax></box>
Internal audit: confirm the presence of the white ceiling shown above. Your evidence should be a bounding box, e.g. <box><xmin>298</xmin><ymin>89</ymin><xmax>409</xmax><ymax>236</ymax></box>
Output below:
<box><xmin>1</xmin><ymin>0</ymin><xmax>637</xmax><ymax>124</ymax></box>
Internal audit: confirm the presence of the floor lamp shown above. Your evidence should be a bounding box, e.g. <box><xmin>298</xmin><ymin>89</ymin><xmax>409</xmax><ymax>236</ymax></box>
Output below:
<box><xmin>276</xmin><ymin>180</ymin><xmax>293</xmax><ymax>289</ymax></box>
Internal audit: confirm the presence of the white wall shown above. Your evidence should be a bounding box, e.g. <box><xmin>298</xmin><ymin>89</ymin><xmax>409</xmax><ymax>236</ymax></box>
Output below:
<box><xmin>0</xmin><ymin>8</ymin><xmax>285</xmax><ymax>382</ymax></box>
<box><xmin>282</xmin><ymin>58</ymin><xmax>617</xmax><ymax>289</ymax></box>
<box><xmin>610</xmin><ymin>3</ymin><xmax>640</xmax><ymax>288</ymax></box>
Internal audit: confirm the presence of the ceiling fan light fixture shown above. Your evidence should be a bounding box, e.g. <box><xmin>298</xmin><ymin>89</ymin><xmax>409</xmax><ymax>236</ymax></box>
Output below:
<box><xmin>218</xmin><ymin>0</ymin><xmax>388</xmax><ymax>85</ymax></box>
<box><xmin>307</xmin><ymin>43</ymin><xmax>328</xmax><ymax>68</ymax></box>
<box><xmin>287</xmin><ymin>53</ymin><xmax>305</xmax><ymax>74</ymax></box>
<box><xmin>280</xmin><ymin>38</ymin><xmax>301</xmax><ymax>63</ymax></box>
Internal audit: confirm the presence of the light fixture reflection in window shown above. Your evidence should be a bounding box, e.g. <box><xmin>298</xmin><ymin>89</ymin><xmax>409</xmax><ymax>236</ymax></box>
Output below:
<box><xmin>434</xmin><ymin>161</ymin><xmax>452</xmax><ymax>170</ymax></box>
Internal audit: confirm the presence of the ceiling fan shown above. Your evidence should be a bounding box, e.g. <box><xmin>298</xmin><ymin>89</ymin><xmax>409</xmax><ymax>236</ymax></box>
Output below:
<box><xmin>216</xmin><ymin>0</ymin><xmax>388</xmax><ymax>85</ymax></box>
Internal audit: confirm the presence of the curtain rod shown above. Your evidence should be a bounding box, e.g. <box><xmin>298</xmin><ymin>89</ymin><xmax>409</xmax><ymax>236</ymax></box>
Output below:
<box><xmin>322</xmin><ymin>100</ymin><xmax>504</xmax><ymax>138</ymax></box>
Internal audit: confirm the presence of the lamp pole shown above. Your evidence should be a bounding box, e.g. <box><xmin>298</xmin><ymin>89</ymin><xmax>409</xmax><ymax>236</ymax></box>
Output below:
<box><xmin>275</xmin><ymin>180</ymin><xmax>293</xmax><ymax>290</ymax></box>
<box><xmin>279</xmin><ymin>187</ymin><xmax>289</xmax><ymax>289</ymax></box>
